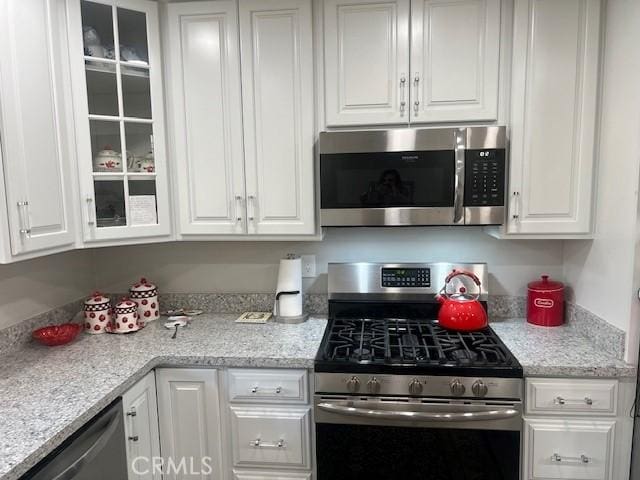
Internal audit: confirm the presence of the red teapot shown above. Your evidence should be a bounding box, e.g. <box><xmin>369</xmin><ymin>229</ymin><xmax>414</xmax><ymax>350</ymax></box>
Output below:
<box><xmin>436</xmin><ymin>270</ymin><xmax>488</xmax><ymax>331</ymax></box>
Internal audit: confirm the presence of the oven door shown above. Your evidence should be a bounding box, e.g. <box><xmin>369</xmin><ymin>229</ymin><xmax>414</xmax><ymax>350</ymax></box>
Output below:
<box><xmin>314</xmin><ymin>396</ymin><xmax>522</xmax><ymax>480</ymax></box>
<box><xmin>319</xmin><ymin>130</ymin><xmax>462</xmax><ymax>227</ymax></box>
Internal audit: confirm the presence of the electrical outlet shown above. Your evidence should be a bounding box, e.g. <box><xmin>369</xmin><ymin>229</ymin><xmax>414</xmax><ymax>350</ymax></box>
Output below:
<box><xmin>301</xmin><ymin>255</ymin><xmax>316</xmax><ymax>278</ymax></box>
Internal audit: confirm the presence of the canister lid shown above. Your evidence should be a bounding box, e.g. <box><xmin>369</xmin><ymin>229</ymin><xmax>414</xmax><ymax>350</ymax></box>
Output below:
<box><xmin>528</xmin><ymin>275</ymin><xmax>564</xmax><ymax>291</ymax></box>
<box><xmin>115</xmin><ymin>296</ymin><xmax>137</xmax><ymax>309</ymax></box>
<box><xmin>130</xmin><ymin>278</ymin><xmax>156</xmax><ymax>292</ymax></box>
<box><xmin>85</xmin><ymin>291</ymin><xmax>110</xmax><ymax>306</ymax></box>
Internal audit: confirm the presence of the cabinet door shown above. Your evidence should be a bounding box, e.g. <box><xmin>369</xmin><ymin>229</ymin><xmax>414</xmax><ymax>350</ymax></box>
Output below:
<box><xmin>156</xmin><ymin>368</ymin><xmax>224</xmax><ymax>480</ymax></box>
<box><xmin>167</xmin><ymin>1</ymin><xmax>246</xmax><ymax>236</ymax></box>
<box><xmin>523</xmin><ymin>418</ymin><xmax>615</xmax><ymax>480</ymax></box>
<box><xmin>67</xmin><ymin>0</ymin><xmax>171</xmax><ymax>243</ymax></box>
<box><xmin>122</xmin><ymin>371</ymin><xmax>161</xmax><ymax>480</ymax></box>
<box><xmin>508</xmin><ymin>0</ymin><xmax>601</xmax><ymax>234</ymax></box>
<box><xmin>410</xmin><ymin>0</ymin><xmax>500</xmax><ymax>123</ymax></box>
<box><xmin>239</xmin><ymin>0</ymin><xmax>315</xmax><ymax>235</ymax></box>
<box><xmin>323</xmin><ymin>0</ymin><xmax>411</xmax><ymax>126</ymax></box>
<box><xmin>0</xmin><ymin>0</ymin><xmax>76</xmax><ymax>255</ymax></box>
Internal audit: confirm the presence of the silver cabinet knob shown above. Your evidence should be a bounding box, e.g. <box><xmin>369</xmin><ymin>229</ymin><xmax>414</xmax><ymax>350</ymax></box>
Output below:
<box><xmin>450</xmin><ymin>379</ymin><xmax>466</xmax><ymax>396</ymax></box>
<box><xmin>346</xmin><ymin>376</ymin><xmax>360</xmax><ymax>393</ymax></box>
<box><xmin>472</xmin><ymin>380</ymin><xmax>488</xmax><ymax>397</ymax></box>
<box><xmin>367</xmin><ymin>377</ymin><xmax>381</xmax><ymax>394</ymax></box>
<box><xmin>408</xmin><ymin>378</ymin><xmax>423</xmax><ymax>395</ymax></box>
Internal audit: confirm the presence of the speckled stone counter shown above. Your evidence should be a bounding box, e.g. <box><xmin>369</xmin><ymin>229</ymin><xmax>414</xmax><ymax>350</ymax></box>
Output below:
<box><xmin>0</xmin><ymin>314</ymin><xmax>327</xmax><ymax>480</ymax></box>
<box><xmin>491</xmin><ymin>318</ymin><xmax>636</xmax><ymax>378</ymax></box>
<box><xmin>0</xmin><ymin>314</ymin><xmax>636</xmax><ymax>480</ymax></box>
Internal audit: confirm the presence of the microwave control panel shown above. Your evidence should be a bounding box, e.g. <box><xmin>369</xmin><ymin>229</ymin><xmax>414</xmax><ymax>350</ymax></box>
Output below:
<box><xmin>381</xmin><ymin>268</ymin><xmax>431</xmax><ymax>288</ymax></box>
<box><xmin>464</xmin><ymin>149</ymin><xmax>506</xmax><ymax>207</ymax></box>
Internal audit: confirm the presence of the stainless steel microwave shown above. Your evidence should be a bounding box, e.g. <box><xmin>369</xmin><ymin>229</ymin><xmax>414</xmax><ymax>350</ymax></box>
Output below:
<box><xmin>319</xmin><ymin>126</ymin><xmax>507</xmax><ymax>227</ymax></box>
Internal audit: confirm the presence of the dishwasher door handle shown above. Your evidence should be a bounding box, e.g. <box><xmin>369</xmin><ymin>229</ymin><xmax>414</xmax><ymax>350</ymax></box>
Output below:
<box><xmin>48</xmin><ymin>406</ymin><xmax>123</xmax><ymax>480</ymax></box>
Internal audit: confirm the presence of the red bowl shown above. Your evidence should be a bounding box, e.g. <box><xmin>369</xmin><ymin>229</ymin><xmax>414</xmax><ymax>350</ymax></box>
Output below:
<box><xmin>32</xmin><ymin>323</ymin><xmax>83</xmax><ymax>346</ymax></box>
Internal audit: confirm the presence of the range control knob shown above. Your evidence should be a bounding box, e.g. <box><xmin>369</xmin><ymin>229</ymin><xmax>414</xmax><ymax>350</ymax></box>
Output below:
<box><xmin>346</xmin><ymin>376</ymin><xmax>361</xmax><ymax>393</ymax></box>
<box><xmin>472</xmin><ymin>380</ymin><xmax>489</xmax><ymax>397</ymax></box>
<box><xmin>367</xmin><ymin>377</ymin><xmax>381</xmax><ymax>394</ymax></box>
<box><xmin>450</xmin><ymin>379</ymin><xmax>466</xmax><ymax>396</ymax></box>
<box><xmin>408</xmin><ymin>378</ymin><xmax>423</xmax><ymax>395</ymax></box>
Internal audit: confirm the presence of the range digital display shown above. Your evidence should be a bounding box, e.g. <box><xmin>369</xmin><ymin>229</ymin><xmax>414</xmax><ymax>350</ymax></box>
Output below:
<box><xmin>381</xmin><ymin>268</ymin><xmax>430</xmax><ymax>287</ymax></box>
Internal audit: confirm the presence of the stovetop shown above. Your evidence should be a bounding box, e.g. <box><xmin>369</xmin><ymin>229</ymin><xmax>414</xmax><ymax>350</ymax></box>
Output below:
<box><xmin>314</xmin><ymin>317</ymin><xmax>523</xmax><ymax>378</ymax></box>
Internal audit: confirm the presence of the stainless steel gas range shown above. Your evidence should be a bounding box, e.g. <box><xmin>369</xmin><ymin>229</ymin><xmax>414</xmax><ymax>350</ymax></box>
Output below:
<box><xmin>314</xmin><ymin>262</ymin><xmax>523</xmax><ymax>480</ymax></box>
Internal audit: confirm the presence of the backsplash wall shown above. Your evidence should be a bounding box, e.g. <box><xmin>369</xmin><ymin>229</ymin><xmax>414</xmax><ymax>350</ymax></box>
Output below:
<box><xmin>0</xmin><ymin>250</ymin><xmax>94</xmax><ymax>331</ymax></box>
<box><xmin>94</xmin><ymin>227</ymin><xmax>564</xmax><ymax>296</ymax></box>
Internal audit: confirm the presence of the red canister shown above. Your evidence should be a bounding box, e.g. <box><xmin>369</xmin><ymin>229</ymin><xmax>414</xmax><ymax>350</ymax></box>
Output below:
<box><xmin>527</xmin><ymin>275</ymin><xmax>564</xmax><ymax>326</ymax></box>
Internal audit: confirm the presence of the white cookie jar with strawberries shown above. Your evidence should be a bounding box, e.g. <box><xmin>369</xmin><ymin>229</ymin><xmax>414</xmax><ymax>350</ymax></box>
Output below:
<box><xmin>129</xmin><ymin>277</ymin><xmax>160</xmax><ymax>323</ymax></box>
<box><xmin>83</xmin><ymin>292</ymin><xmax>111</xmax><ymax>334</ymax></box>
<box><xmin>111</xmin><ymin>297</ymin><xmax>143</xmax><ymax>333</ymax></box>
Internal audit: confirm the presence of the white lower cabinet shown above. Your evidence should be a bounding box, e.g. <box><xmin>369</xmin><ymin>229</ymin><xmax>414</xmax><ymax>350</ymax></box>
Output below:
<box><xmin>122</xmin><ymin>371</ymin><xmax>162</xmax><ymax>480</ymax></box>
<box><xmin>523</xmin><ymin>377</ymin><xmax>634</xmax><ymax>480</ymax></box>
<box><xmin>230</xmin><ymin>407</ymin><xmax>312</xmax><ymax>470</ymax></box>
<box><xmin>524</xmin><ymin>418</ymin><xmax>615</xmax><ymax>480</ymax></box>
<box><xmin>233</xmin><ymin>471</ymin><xmax>312</xmax><ymax>480</ymax></box>
<box><xmin>156</xmin><ymin>368</ymin><xmax>224</xmax><ymax>480</ymax></box>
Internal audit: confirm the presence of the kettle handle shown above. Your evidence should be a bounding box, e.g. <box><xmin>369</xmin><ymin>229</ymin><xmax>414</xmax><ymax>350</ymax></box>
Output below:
<box><xmin>444</xmin><ymin>269</ymin><xmax>481</xmax><ymax>286</ymax></box>
<box><xmin>439</xmin><ymin>270</ymin><xmax>482</xmax><ymax>301</ymax></box>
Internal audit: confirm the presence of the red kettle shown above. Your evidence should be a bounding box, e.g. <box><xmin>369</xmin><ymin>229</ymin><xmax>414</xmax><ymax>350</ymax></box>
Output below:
<box><xmin>436</xmin><ymin>270</ymin><xmax>488</xmax><ymax>331</ymax></box>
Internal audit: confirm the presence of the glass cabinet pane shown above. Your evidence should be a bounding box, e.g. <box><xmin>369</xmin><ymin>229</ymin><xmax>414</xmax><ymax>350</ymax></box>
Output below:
<box><xmin>122</xmin><ymin>67</ymin><xmax>152</xmax><ymax>118</ymax></box>
<box><xmin>128</xmin><ymin>179</ymin><xmax>157</xmax><ymax>225</ymax></box>
<box><xmin>94</xmin><ymin>180</ymin><xmax>126</xmax><ymax>227</ymax></box>
<box><xmin>81</xmin><ymin>1</ymin><xmax>115</xmax><ymax>60</ymax></box>
<box><xmin>90</xmin><ymin>120</ymin><xmax>122</xmax><ymax>172</ymax></box>
<box><xmin>124</xmin><ymin>123</ymin><xmax>154</xmax><ymax>172</ymax></box>
<box><xmin>85</xmin><ymin>62</ymin><xmax>118</xmax><ymax>116</ymax></box>
<box><xmin>117</xmin><ymin>8</ymin><xmax>149</xmax><ymax>65</ymax></box>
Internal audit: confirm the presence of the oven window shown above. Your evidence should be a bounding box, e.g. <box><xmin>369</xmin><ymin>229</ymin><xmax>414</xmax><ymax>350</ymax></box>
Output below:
<box><xmin>320</xmin><ymin>151</ymin><xmax>455</xmax><ymax>209</ymax></box>
<box><xmin>316</xmin><ymin>423</ymin><xmax>519</xmax><ymax>480</ymax></box>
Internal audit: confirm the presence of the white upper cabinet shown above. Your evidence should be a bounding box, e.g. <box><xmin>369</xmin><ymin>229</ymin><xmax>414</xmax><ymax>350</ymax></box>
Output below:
<box><xmin>167</xmin><ymin>1</ymin><xmax>246</xmax><ymax>235</ymax></box>
<box><xmin>410</xmin><ymin>0</ymin><xmax>501</xmax><ymax>123</ymax></box>
<box><xmin>239</xmin><ymin>0</ymin><xmax>315</xmax><ymax>235</ymax></box>
<box><xmin>507</xmin><ymin>0</ymin><xmax>601</xmax><ymax>235</ymax></box>
<box><xmin>323</xmin><ymin>0</ymin><xmax>411</xmax><ymax>126</ymax></box>
<box><xmin>67</xmin><ymin>0</ymin><xmax>171</xmax><ymax>244</ymax></box>
<box><xmin>0</xmin><ymin>0</ymin><xmax>76</xmax><ymax>257</ymax></box>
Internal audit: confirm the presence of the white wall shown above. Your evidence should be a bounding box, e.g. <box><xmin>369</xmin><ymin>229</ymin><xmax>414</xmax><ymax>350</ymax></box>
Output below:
<box><xmin>0</xmin><ymin>249</ymin><xmax>94</xmax><ymax>330</ymax></box>
<box><xmin>94</xmin><ymin>227</ymin><xmax>563</xmax><ymax>296</ymax></box>
<box><xmin>563</xmin><ymin>0</ymin><xmax>640</xmax><ymax>362</ymax></box>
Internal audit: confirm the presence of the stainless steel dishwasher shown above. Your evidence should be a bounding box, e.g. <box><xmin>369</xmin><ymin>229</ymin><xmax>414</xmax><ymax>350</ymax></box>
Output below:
<box><xmin>22</xmin><ymin>398</ymin><xmax>128</xmax><ymax>480</ymax></box>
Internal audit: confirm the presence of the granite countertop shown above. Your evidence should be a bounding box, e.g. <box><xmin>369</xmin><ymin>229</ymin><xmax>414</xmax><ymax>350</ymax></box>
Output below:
<box><xmin>491</xmin><ymin>318</ymin><xmax>636</xmax><ymax>377</ymax></box>
<box><xmin>0</xmin><ymin>314</ymin><xmax>327</xmax><ymax>480</ymax></box>
<box><xmin>0</xmin><ymin>314</ymin><xmax>636</xmax><ymax>480</ymax></box>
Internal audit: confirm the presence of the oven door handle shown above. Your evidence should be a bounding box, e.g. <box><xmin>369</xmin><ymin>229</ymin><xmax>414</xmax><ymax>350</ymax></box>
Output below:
<box><xmin>317</xmin><ymin>402</ymin><xmax>519</xmax><ymax>422</ymax></box>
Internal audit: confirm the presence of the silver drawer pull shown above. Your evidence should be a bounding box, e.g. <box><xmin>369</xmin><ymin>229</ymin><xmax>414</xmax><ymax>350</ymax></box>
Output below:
<box><xmin>551</xmin><ymin>453</ymin><xmax>590</xmax><ymax>464</ymax></box>
<box><xmin>251</xmin><ymin>438</ymin><xmax>285</xmax><ymax>449</ymax></box>
<box><xmin>554</xmin><ymin>396</ymin><xmax>593</xmax><ymax>406</ymax></box>
<box><xmin>251</xmin><ymin>386</ymin><xmax>282</xmax><ymax>394</ymax></box>
<box><xmin>128</xmin><ymin>435</ymin><xmax>139</xmax><ymax>442</ymax></box>
<box><xmin>126</xmin><ymin>410</ymin><xmax>137</xmax><ymax>417</ymax></box>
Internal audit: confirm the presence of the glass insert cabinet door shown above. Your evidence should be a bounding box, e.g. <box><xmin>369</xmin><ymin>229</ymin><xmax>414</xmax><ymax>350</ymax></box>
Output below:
<box><xmin>67</xmin><ymin>0</ymin><xmax>170</xmax><ymax>242</ymax></box>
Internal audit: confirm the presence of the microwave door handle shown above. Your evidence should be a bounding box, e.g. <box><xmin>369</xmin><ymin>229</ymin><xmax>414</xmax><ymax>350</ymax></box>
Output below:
<box><xmin>317</xmin><ymin>402</ymin><xmax>519</xmax><ymax>423</ymax></box>
<box><xmin>453</xmin><ymin>128</ymin><xmax>466</xmax><ymax>224</ymax></box>
<box><xmin>46</xmin><ymin>407</ymin><xmax>122</xmax><ymax>480</ymax></box>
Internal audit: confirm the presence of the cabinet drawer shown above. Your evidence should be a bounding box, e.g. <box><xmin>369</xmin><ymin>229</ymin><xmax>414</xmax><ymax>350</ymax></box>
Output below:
<box><xmin>524</xmin><ymin>419</ymin><xmax>615</xmax><ymax>480</ymax></box>
<box><xmin>230</xmin><ymin>406</ymin><xmax>311</xmax><ymax>469</ymax></box>
<box><xmin>526</xmin><ymin>378</ymin><xmax>618</xmax><ymax>415</ymax></box>
<box><xmin>233</xmin><ymin>470</ymin><xmax>311</xmax><ymax>480</ymax></box>
<box><xmin>228</xmin><ymin>369</ymin><xmax>308</xmax><ymax>404</ymax></box>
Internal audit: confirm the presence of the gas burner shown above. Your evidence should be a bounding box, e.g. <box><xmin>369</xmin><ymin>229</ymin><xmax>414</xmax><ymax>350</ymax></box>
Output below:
<box><xmin>317</xmin><ymin>317</ymin><xmax>521</xmax><ymax>377</ymax></box>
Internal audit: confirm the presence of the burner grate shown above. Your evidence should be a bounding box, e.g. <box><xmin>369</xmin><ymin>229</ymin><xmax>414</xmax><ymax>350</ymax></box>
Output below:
<box><xmin>322</xmin><ymin>317</ymin><xmax>514</xmax><ymax>368</ymax></box>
